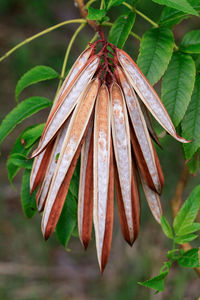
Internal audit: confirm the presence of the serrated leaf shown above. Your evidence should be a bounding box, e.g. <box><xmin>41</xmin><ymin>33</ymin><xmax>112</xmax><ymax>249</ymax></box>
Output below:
<box><xmin>87</xmin><ymin>7</ymin><xmax>106</xmax><ymax>21</ymax></box>
<box><xmin>162</xmin><ymin>52</ymin><xmax>195</xmax><ymax>127</ymax></box>
<box><xmin>21</xmin><ymin>169</ymin><xmax>37</xmax><ymax>218</ymax></box>
<box><xmin>161</xmin><ymin>216</ymin><xmax>174</xmax><ymax>239</ymax></box>
<box><xmin>15</xmin><ymin>66</ymin><xmax>59</xmax><ymax>101</ymax></box>
<box><xmin>175</xmin><ymin>233</ymin><xmax>198</xmax><ymax>244</ymax></box>
<box><xmin>9</xmin><ymin>153</ymin><xmax>33</xmax><ymax>170</ymax></box>
<box><xmin>108</xmin><ymin>12</ymin><xmax>135</xmax><ymax>48</ymax></box>
<box><xmin>178</xmin><ymin>248</ymin><xmax>200</xmax><ymax>268</ymax></box>
<box><xmin>173</xmin><ymin>185</ymin><xmax>200</xmax><ymax>234</ymax></box>
<box><xmin>7</xmin><ymin>124</ymin><xmax>44</xmax><ymax>183</ymax></box>
<box><xmin>0</xmin><ymin>97</ymin><xmax>52</xmax><ymax>145</ymax></box>
<box><xmin>56</xmin><ymin>191</ymin><xmax>77</xmax><ymax>247</ymax></box>
<box><xmin>152</xmin><ymin>0</ymin><xmax>198</xmax><ymax>16</ymax></box>
<box><xmin>177</xmin><ymin>223</ymin><xmax>200</xmax><ymax>236</ymax></box>
<box><xmin>180</xmin><ymin>30</ymin><xmax>200</xmax><ymax>54</ymax></box>
<box><xmin>138</xmin><ymin>271</ymin><xmax>168</xmax><ymax>292</ymax></box>
<box><xmin>182</xmin><ymin>76</ymin><xmax>200</xmax><ymax>159</ymax></box>
<box><xmin>159</xmin><ymin>0</ymin><xmax>200</xmax><ymax>27</ymax></box>
<box><xmin>137</xmin><ymin>28</ymin><xmax>174</xmax><ymax>85</ymax></box>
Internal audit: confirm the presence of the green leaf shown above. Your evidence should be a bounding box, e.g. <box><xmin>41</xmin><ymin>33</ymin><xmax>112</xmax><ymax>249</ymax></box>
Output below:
<box><xmin>161</xmin><ymin>52</ymin><xmax>195</xmax><ymax>127</ymax></box>
<box><xmin>107</xmin><ymin>0</ymin><xmax>124</xmax><ymax>9</ymax></box>
<box><xmin>180</xmin><ymin>30</ymin><xmax>200</xmax><ymax>54</ymax></box>
<box><xmin>137</xmin><ymin>28</ymin><xmax>174</xmax><ymax>85</ymax></box>
<box><xmin>159</xmin><ymin>7</ymin><xmax>190</xmax><ymax>27</ymax></box>
<box><xmin>0</xmin><ymin>97</ymin><xmax>52</xmax><ymax>145</ymax></box>
<box><xmin>87</xmin><ymin>7</ymin><xmax>106</xmax><ymax>21</ymax></box>
<box><xmin>161</xmin><ymin>216</ymin><xmax>174</xmax><ymax>239</ymax></box>
<box><xmin>8</xmin><ymin>153</ymin><xmax>33</xmax><ymax>170</ymax></box>
<box><xmin>15</xmin><ymin>66</ymin><xmax>59</xmax><ymax>101</ymax></box>
<box><xmin>177</xmin><ymin>223</ymin><xmax>200</xmax><ymax>236</ymax></box>
<box><xmin>178</xmin><ymin>248</ymin><xmax>200</xmax><ymax>268</ymax></box>
<box><xmin>175</xmin><ymin>233</ymin><xmax>198</xmax><ymax>244</ymax></box>
<box><xmin>152</xmin><ymin>0</ymin><xmax>199</xmax><ymax>16</ymax></box>
<box><xmin>108</xmin><ymin>12</ymin><xmax>135</xmax><ymax>48</ymax></box>
<box><xmin>159</xmin><ymin>0</ymin><xmax>200</xmax><ymax>27</ymax></box>
<box><xmin>7</xmin><ymin>124</ymin><xmax>44</xmax><ymax>183</ymax></box>
<box><xmin>182</xmin><ymin>76</ymin><xmax>200</xmax><ymax>159</ymax></box>
<box><xmin>22</xmin><ymin>123</ymin><xmax>45</xmax><ymax>149</ymax></box>
<box><xmin>173</xmin><ymin>185</ymin><xmax>200</xmax><ymax>234</ymax></box>
<box><xmin>21</xmin><ymin>169</ymin><xmax>37</xmax><ymax>218</ymax></box>
<box><xmin>138</xmin><ymin>271</ymin><xmax>168</xmax><ymax>292</ymax></box>
<box><xmin>56</xmin><ymin>191</ymin><xmax>77</xmax><ymax>247</ymax></box>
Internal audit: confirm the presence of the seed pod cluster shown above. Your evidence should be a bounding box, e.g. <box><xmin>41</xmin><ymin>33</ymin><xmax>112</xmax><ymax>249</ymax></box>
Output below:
<box><xmin>30</xmin><ymin>39</ymin><xmax>190</xmax><ymax>272</ymax></box>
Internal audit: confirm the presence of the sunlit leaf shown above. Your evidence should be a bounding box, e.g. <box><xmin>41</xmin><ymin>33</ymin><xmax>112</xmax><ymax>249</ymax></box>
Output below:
<box><xmin>137</xmin><ymin>27</ymin><xmax>174</xmax><ymax>85</ymax></box>
<box><xmin>15</xmin><ymin>65</ymin><xmax>59</xmax><ymax>101</ymax></box>
<box><xmin>173</xmin><ymin>185</ymin><xmax>200</xmax><ymax>235</ymax></box>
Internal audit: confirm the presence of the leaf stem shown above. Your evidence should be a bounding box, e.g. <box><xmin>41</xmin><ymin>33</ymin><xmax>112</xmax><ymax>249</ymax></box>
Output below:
<box><xmin>123</xmin><ymin>2</ymin><xmax>159</xmax><ymax>28</ymax></box>
<box><xmin>85</xmin><ymin>0</ymin><xmax>97</xmax><ymax>9</ymax></box>
<box><xmin>100</xmin><ymin>0</ymin><xmax>105</xmax><ymax>9</ymax></box>
<box><xmin>0</xmin><ymin>19</ymin><xmax>86</xmax><ymax>63</ymax></box>
<box><xmin>102</xmin><ymin>21</ymin><xmax>142</xmax><ymax>41</ymax></box>
<box><xmin>57</xmin><ymin>23</ymin><xmax>86</xmax><ymax>91</ymax></box>
<box><xmin>89</xmin><ymin>32</ymin><xmax>99</xmax><ymax>43</ymax></box>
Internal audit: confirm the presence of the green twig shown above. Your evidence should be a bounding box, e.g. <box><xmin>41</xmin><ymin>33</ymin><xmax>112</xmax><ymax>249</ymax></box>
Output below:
<box><xmin>100</xmin><ymin>0</ymin><xmax>105</xmax><ymax>9</ymax></box>
<box><xmin>89</xmin><ymin>32</ymin><xmax>98</xmax><ymax>44</ymax></box>
<box><xmin>123</xmin><ymin>2</ymin><xmax>159</xmax><ymax>28</ymax></box>
<box><xmin>57</xmin><ymin>23</ymin><xmax>86</xmax><ymax>91</ymax></box>
<box><xmin>102</xmin><ymin>21</ymin><xmax>142</xmax><ymax>42</ymax></box>
<box><xmin>85</xmin><ymin>0</ymin><xmax>97</xmax><ymax>9</ymax></box>
<box><xmin>0</xmin><ymin>19</ymin><xmax>86</xmax><ymax>63</ymax></box>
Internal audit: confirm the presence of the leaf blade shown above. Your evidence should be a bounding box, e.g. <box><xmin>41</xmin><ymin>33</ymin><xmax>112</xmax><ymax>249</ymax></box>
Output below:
<box><xmin>152</xmin><ymin>0</ymin><xmax>198</xmax><ymax>16</ymax></box>
<box><xmin>108</xmin><ymin>12</ymin><xmax>136</xmax><ymax>49</ymax></box>
<box><xmin>182</xmin><ymin>75</ymin><xmax>200</xmax><ymax>159</ymax></box>
<box><xmin>15</xmin><ymin>66</ymin><xmax>59</xmax><ymax>101</ymax></box>
<box><xmin>161</xmin><ymin>52</ymin><xmax>195</xmax><ymax>127</ymax></box>
<box><xmin>137</xmin><ymin>27</ymin><xmax>174</xmax><ymax>85</ymax></box>
<box><xmin>0</xmin><ymin>97</ymin><xmax>52</xmax><ymax>145</ymax></box>
<box><xmin>173</xmin><ymin>185</ymin><xmax>200</xmax><ymax>235</ymax></box>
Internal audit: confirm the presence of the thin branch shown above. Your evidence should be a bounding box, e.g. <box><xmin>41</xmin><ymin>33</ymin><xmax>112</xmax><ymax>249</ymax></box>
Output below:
<box><xmin>171</xmin><ymin>164</ymin><xmax>200</xmax><ymax>277</ymax></box>
<box><xmin>0</xmin><ymin>19</ymin><xmax>86</xmax><ymax>63</ymax></box>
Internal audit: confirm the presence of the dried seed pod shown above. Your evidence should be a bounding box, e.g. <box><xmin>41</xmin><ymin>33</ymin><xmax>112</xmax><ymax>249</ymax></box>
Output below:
<box><xmin>32</xmin><ymin>56</ymin><xmax>100</xmax><ymax>157</ymax></box>
<box><xmin>78</xmin><ymin>122</ymin><xmax>94</xmax><ymax>249</ymax></box>
<box><xmin>30</xmin><ymin>47</ymin><xmax>94</xmax><ymax>192</ymax></box>
<box><xmin>115</xmin><ymin>66</ymin><xmax>162</xmax><ymax>194</ymax></box>
<box><xmin>116</xmin><ymin>48</ymin><xmax>190</xmax><ymax>143</ymax></box>
<box><xmin>93</xmin><ymin>84</ymin><xmax>113</xmax><ymax>272</ymax></box>
<box><xmin>37</xmin><ymin>118</ymin><xmax>71</xmax><ymax>212</ymax></box>
<box><xmin>111</xmin><ymin>82</ymin><xmax>140</xmax><ymax>245</ymax></box>
<box><xmin>42</xmin><ymin>78</ymin><xmax>99</xmax><ymax>239</ymax></box>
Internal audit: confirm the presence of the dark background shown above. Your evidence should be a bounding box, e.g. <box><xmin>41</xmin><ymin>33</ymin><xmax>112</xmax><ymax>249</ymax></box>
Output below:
<box><xmin>0</xmin><ymin>0</ymin><xmax>200</xmax><ymax>299</ymax></box>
